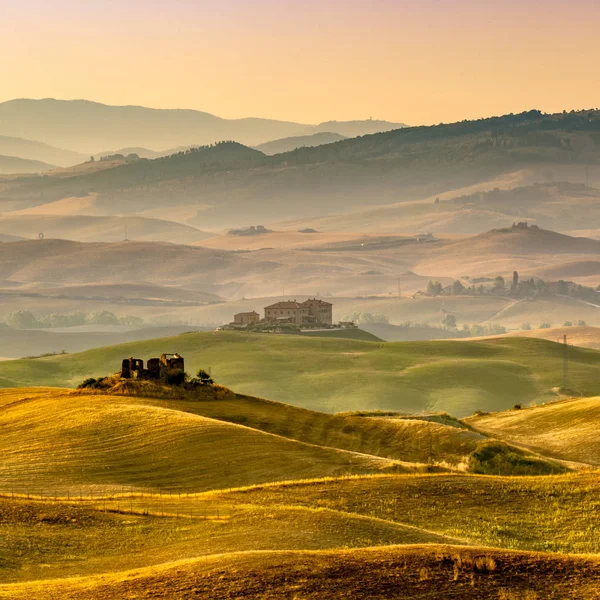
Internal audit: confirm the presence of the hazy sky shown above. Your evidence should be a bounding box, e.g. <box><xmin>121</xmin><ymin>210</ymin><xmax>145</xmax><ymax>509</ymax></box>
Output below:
<box><xmin>2</xmin><ymin>0</ymin><xmax>599</xmax><ymax>125</ymax></box>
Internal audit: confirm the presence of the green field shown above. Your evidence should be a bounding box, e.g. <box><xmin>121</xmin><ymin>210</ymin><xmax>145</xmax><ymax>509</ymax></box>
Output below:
<box><xmin>1</xmin><ymin>332</ymin><xmax>599</xmax><ymax>416</ymax></box>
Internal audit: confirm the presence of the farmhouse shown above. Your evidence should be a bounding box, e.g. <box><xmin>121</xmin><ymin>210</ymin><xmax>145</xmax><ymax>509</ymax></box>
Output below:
<box><xmin>264</xmin><ymin>301</ymin><xmax>309</xmax><ymax>325</ymax></box>
<box><xmin>233</xmin><ymin>311</ymin><xmax>260</xmax><ymax>325</ymax></box>
<box><xmin>264</xmin><ymin>298</ymin><xmax>333</xmax><ymax>325</ymax></box>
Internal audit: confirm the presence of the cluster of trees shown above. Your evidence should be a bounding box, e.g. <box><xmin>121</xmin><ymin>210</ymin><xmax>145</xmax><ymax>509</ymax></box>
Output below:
<box><xmin>1</xmin><ymin>310</ymin><xmax>144</xmax><ymax>330</ymax></box>
<box><xmin>425</xmin><ymin>273</ymin><xmax>600</xmax><ymax>306</ymax></box>
<box><xmin>521</xmin><ymin>320</ymin><xmax>586</xmax><ymax>331</ymax></box>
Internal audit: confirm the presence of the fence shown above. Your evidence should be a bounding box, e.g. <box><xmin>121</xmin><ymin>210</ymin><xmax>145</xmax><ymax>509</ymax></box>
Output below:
<box><xmin>0</xmin><ymin>486</ymin><xmax>234</xmax><ymax>520</ymax></box>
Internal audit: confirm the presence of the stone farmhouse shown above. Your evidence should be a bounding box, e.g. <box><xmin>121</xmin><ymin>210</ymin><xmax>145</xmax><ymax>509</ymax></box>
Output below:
<box><xmin>233</xmin><ymin>311</ymin><xmax>260</xmax><ymax>325</ymax></box>
<box><xmin>264</xmin><ymin>298</ymin><xmax>333</xmax><ymax>325</ymax></box>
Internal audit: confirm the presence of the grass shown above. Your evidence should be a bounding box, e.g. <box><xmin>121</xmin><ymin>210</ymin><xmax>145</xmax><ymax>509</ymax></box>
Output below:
<box><xmin>0</xmin><ymin>496</ymin><xmax>457</xmax><ymax>584</ymax></box>
<box><xmin>1</xmin><ymin>333</ymin><xmax>599</xmax><ymax>416</ymax></box>
<box><xmin>3</xmin><ymin>545</ymin><xmax>599</xmax><ymax>599</ymax></box>
<box><xmin>0</xmin><ymin>389</ymin><xmax>406</xmax><ymax>494</ymax></box>
<box><xmin>466</xmin><ymin>396</ymin><xmax>600</xmax><ymax>465</ymax></box>
<box><xmin>2</xmin><ymin>385</ymin><xmax>600</xmax><ymax>598</ymax></box>
<box><xmin>211</xmin><ymin>472</ymin><xmax>600</xmax><ymax>555</ymax></box>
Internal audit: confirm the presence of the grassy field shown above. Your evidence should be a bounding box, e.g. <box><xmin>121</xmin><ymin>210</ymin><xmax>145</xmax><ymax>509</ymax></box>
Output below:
<box><xmin>2</xmin><ymin>384</ymin><xmax>600</xmax><ymax>598</ymax></box>
<box><xmin>0</xmin><ymin>389</ymin><xmax>406</xmax><ymax>494</ymax></box>
<box><xmin>1</xmin><ymin>332</ymin><xmax>600</xmax><ymax>416</ymax></box>
<box><xmin>466</xmin><ymin>396</ymin><xmax>600</xmax><ymax>465</ymax></box>
<box><xmin>212</xmin><ymin>472</ymin><xmax>600</xmax><ymax>555</ymax></box>
<box><xmin>3</xmin><ymin>544</ymin><xmax>599</xmax><ymax>599</ymax></box>
<box><xmin>0</xmin><ymin>496</ymin><xmax>458</xmax><ymax>584</ymax></box>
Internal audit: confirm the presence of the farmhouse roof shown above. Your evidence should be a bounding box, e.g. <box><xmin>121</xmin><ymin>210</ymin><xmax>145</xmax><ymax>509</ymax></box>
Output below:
<box><xmin>264</xmin><ymin>301</ymin><xmax>304</xmax><ymax>310</ymax></box>
<box><xmin>302</xmin><ymin>298</ymin><xmax>332</xmax><ymax>306</ymax></box>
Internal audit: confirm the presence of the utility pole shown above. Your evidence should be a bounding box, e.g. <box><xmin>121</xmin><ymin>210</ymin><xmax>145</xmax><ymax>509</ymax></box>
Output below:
<box><xmin>397</xmin><ymin>277</ymin><xmax>402</xmax><ymax>298</ymax></box>
<box><xmin>562</xmin><ymin>334</ymin><xmax>568</xmax><ymax>391</ymax></box>
<box><xmin>585</xmin><ymin>166</ymin><xmax>589</xmax><ymax>188</ymax></box>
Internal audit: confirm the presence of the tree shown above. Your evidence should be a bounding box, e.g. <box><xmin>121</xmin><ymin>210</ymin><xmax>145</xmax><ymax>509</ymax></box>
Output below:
<box><xmin>427</xmin><ymin>281</ymin><xmax>443</xmax><ymax>296</ymax></box>
<box><xmin>521</xmin><ymin>322</ymin><xmax>532</xmax><ymax>331</ymax></box>
<box><xmin>4</xmin><ymin>311</ymin><xmax>40</xmax><ymax>329</ymax></box>
<box><xmin>511</xmin><ymin>271</ymin><xmax>519</xmax><ymax>293</ymax></box>
<box><xmin>539</xmin><ymin>323</ymin><xmax>552</xmax><ymax>329</ymax></box>
<box><xmin>451</xmin><ymin>280</ymin><xmax>466</xmax><ymax>295</ymax></box>
<box><xmin>556</xmin><ymin>280</ymin><xmax>569</xmax><ymax>295</ymax></box>
<box><xmin>563</xmin><ymin>321</ymin><xmax>573</xmax><ymax>327</ymax></box>
<box><xmin>85</xmin><ymin>310</ymin><xmax>120</xmax><ymax>325</ymax></box>
<box><xmin>119</xmin><ymin>315</ymin><xmax>145</xmax><ymax>327</ymax></box>
<box><xmin>578</xmin><ymin>320</ymin><xmax>587</xmax><ymax>327</ymax></box>
<box><xmin>195</xmin><ymin>369</ymin><xmax>214</xmax><ymax>385</ymax></box>
<box><xmin>493</xmin><ymin>276</ymin><xmax>505</xmax><ymax>291</ymax></box>
<box><xmin>441</xmin><ymin>313</ymin><xmax>457</xmax><ymax>329</ymax></box>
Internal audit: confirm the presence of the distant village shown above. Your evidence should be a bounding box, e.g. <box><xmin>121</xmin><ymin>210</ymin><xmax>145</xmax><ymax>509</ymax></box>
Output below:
<box><xmin>226</xmin><ymin>298</ymin><xmax>354</xmax><ymax>331</ymax></box>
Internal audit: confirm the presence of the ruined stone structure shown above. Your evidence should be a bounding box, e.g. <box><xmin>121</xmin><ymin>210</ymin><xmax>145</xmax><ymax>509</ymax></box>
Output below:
<box><xmin>120</xmin><ymin>353</ymin><xmax>184</xmax><ymax>380</ymax></box>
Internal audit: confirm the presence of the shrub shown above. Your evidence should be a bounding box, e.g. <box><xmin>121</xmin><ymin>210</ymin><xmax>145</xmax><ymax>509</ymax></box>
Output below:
<box><xmin>162</xmin><ymin>370</ymin><xmax>187</xmax><ymax>385</ymax></box>
<box><xmin>77</xmin><ymin>377</ymin><xmax>106</xmax><ymax>389</ymax></box>
<box><xmin>191</xmin><ymin>369</ymin><xmax>214</xmax><ymax>386</ymax></box>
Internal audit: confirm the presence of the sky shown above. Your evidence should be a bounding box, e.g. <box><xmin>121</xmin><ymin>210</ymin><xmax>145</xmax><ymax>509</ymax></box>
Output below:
<box><xmin>2</xmin><ymin>0</ymin><xmax>600</xmax><ymax>125</ymax></box>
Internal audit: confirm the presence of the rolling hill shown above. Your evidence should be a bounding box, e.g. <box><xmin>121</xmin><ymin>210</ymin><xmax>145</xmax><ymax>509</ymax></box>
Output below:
<box><xmin>0</xmin><ymin>135</ymin><xmax>86</xmax><ymax>167</ymax></box>
<box><xmin>1</xmin><ymin>381</ymin><xmax>600</xmax><ymax>598</ymax></box>
<box><xmin>466</xmin><ymin>396</ymin><xmax>600</xmax><ymax>465</ymax></box>
<box><xmin>0</xmin><ymin>389</ymin><xmax>402</xmax><ymax>494</ymax></box>
<box><xmin>254</xmin><ymin>132</ymin><xmax>347</xmax><ymax>155</ymax></box>
<box><xmin>0</xmin><ymin>154</ymin><xmax>55</xmax><ymax>175</ymax></box>
<box><xmin>2</xmin><ymin>109</ymin><xmax>600</xmax><ymax>229</ymax></box>
<box><xmin>0</xmin><ymin>214</ymin><xmax>213</xmax><ymax>244</ymax></box>
<box><xmin>290</xmin><ymin>181</ymin><xmax>600</xmax><ymax>237</ymax></box>
<box><xmin>1</xmin><ymin>333</ymin><xmax>599</xmax><ymax>416</ymax></box>
<box><xmin>4</xmin><ymin>544</ymin><xmax>599</xmax><ymax>599</ymax></box>
<box><xmin>480</xmin><ymin>325</ymin><xmax>600</xmax><ymax>349</ymax></box>
<box><xmin>0</xmin><ymin>99</ymin><xmax>404</xmax><ymax>153</ymax></box>
<box><xmin>0</xmin><ymin>326</ymin><xmax>213</xmax><ymax>360</ymax></box>
<box><xmin>0</xmin><ymin>238</ymin><xmax>273</xmax><ymax>288</ymax></box>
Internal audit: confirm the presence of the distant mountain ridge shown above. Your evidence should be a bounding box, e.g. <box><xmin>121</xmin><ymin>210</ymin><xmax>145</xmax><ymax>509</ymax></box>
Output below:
<box><xmin>3</xmin><ymin>109</ymin><xmax>600</xmax><ymax>229</ymax></box>
<box><xmin>0</xmin><ymin>98</ymin><xmax>405</xmax><ymax>153</ymax></box>
<box><xmin>0</xmin><ymin>136</ymin><xmax>87</xmax><ymax>167</ymax></box>
<box><xmin>254</xmin><ymin>132</ymin><xmax>348</xmax><ymax>155</ymax></box>
<box><xmin>0</xmin><ymin>154</ymin><xmax>56</xmax><ymax>175</ymax></box>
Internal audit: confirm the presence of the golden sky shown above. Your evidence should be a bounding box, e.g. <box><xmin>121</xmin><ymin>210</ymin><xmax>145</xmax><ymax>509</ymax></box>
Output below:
<box><xmin>2</xmin><ymin>0</ymin><xmax>599</xmax><ymax>125</ymax></box>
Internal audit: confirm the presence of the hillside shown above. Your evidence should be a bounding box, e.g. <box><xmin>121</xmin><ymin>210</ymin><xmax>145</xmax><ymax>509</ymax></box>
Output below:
<box><xmin>5</xmin><ymin>545</ymin><xmax>599</xmax><ymax>599</ymax></box>
<box><xmin>466</xmin><ymin>396</ymin><xmax>600</xmax><ymax>465</ymax></box>
<box><xmin>254</xmin><ymin>132</ymin><xmax>347</xmax><ymax>155</ymax></box>
<box><xmin>0</xmin><ymin>99</ymin><xmax>308</xmax><ymax>152</ymax></box>
<box><xmin>0</xmin><ymin>326</ymin><xmax>212</xmax><ymax>359</ymax></box>
<box><xmin>2</xmin><ymin>110</ymin><xmax>600</xmax><ymax>229</ymax></box>
<box><xmin>1</xmin><ymin>383</ymin><xmax>599</xmax><ymax>597</ymax></box>
<box><xmin>475</xmin><ymin>325</ymin><xmax>600</xmax><ymax>349</ymax></box>
<box><xmin>306</xmin><ymin>118</ymin><xmax>406</xmax><ymax>137</ymax></box>
<box><xmin>0</xmin><ymin>214</ymin><xmax>213</xmax><ymax>244</ymax></box>
<box><xmin>0</xmin><ymin>239</ymin><xmax>273</xmax><ymax>288</ymax></box>
<box><xmin>0</xmin><ymin>154</ymin><xmax>55</xmax><ymax>175</ymax></box>
<box><xmin>293</xmin><ymin>181</ymin><xmax>600</xmax><ymax>237</ymax></box>
<box><xmin>2</xmin><ymin>333</ymin><xmax>599</xmax><ymax>416</ymax></box>
<box><xmin>0</xmin><ymin>389</ymin><xmax>403</xmax><ymax>494</ymax></box>
<box><xmin>0</xmin><ymin>135</ymin><xmax>86</xmax><ymax>167</ymax></box>
<box><xmin>0</xmin><ymin>99</ymin><xmax>404</xmax><ymax>153</ymax></box>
